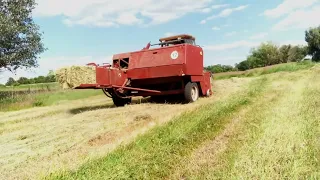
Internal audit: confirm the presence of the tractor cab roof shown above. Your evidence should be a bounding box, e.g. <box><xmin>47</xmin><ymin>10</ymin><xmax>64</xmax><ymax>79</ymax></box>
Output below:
<box><xmin>159</xmin><ymin>34</ymin><xmax>195</xmax><ymax>42</ymax></box>
<box><xmin>151</xmin><ymin>34</ymin><xmax>196</xmax><ymax>47</ymax></box>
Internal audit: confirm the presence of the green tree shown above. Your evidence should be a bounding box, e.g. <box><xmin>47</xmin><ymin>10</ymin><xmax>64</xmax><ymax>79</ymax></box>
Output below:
<box><xmin>29</xmin><ymin>78</ymin><xmax>35</xmax><ymax>84</ymax></box>
<box><xmin>17</xmin><ymin>77</ymin><xmax>29</xmax><ymax>84</ymax></box>
<box><xmin>46</xmin><ymin>70</ymin><xmax>56</xmax><ymax>82</ymax></box>
<box><xmin>288</xmin><ymin>45</ymin><xmax>308</xmax><ymax>62</ymax></box>
<box><xmin>248</xmin><ymin>42</ymin><xmax>281</xmax><ymax>67</ymax></box>
<box><xmin>0</xmin><ymin>0</ymin><xmax>46</xmax><ymax>72</ymax></box>
<box><xmin>305</xmin><ymin>26</ymin><xmax>320</xmax><ymax>62</ymax></box>
<box><xmin>5</xmin><ymin>77</ymin><xmax>16</xmax><ymax>86</ymax></box>
<box><xmin>279</xmin><ymin>45</ymin><xmax>292</xmax><ymax>63</ymax></box>
<box><xmin>47</xmin><ymin>70</ymin><xmax>55</xmax><ymax>76</ymax></box>
<box><xmin>235</xmin><ymin>60</ymin><xmax>250</xmax><ymax>71</ymax></box>
<box><xmin>222</xmin><ymin>65</ymin><xmax>236</xmax><ymax>72</ymax></box>
<box><xmin>34</xmin><ymin>75</ymin><xmax>45</xmax><ymax>83</ymax></box>
<box><xmin>205</xmin><ymin>64</ymin><xmax>236</xmax><ymax>73</ymax></box>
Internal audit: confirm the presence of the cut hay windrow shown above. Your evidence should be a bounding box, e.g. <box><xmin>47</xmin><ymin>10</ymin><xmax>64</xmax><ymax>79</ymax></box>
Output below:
<box><xmin>55</xmin><ymin>66</ymin><xmax>96</xmax><ymax>89</ymax></box>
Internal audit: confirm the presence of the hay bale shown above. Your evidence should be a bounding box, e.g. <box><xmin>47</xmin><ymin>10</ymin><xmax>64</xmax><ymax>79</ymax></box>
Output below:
<box><xmin>55</xmin><ymin>65</ymin><xmax>96</xmax><ymax>89</ymax></box>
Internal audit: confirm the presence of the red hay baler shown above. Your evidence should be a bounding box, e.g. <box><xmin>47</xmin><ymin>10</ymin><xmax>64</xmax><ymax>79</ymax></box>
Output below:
<box><xmin>76</xmin><ymin>34</ymin><xmax>213</xmax><ymax>106</ymax></box>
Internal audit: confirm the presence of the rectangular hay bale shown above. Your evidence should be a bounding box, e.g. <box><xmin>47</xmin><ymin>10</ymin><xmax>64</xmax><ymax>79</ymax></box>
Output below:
<box><xmin>55</xmin><ymin>65</ymin><xmax>96</xmax><ymax>89</ymax></box>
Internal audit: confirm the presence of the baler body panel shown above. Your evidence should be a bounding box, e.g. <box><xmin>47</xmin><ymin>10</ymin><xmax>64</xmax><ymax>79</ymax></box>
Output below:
<box><xmin>127</xmin><ymin>65</ymin><xmax>184</xmax><ymax>80</ymax></box>
<box><xmin>191</xmin><ymin>72</ymin><xmax>212</xmax><ymax>96</ymax></box>
<box><xmin>96</xmin><ymin>66</ymin><xmax>110</xmax><ymax>85</ymax></box>
<box><xmin>127</xmin><ymin>44</ymin><xmax>203</xmax><ymax>80</ymax></box>
<box><xmin>96</xmin><ymin>67</ymin><xmax>127</xmax><ymax>87</ymax></box>
<box><xmin>129</xmin><ymin>45</ymin><xmax>186</xmax><ymax>69</ymax></box>
<box><xmin>185</xmin><ymin>45</ymin><xmax>204</xmax><ymax>76</ymax></box>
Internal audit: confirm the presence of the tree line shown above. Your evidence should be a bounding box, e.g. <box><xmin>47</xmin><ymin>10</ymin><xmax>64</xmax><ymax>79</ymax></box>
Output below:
<box><xmin>235</xmin><ymin>43</ymin><xmax>308</xmax><ymax>71</ymax></box>
<box><xmin>205</xmin><ymin>26</ymin><xmax>320</xmax><ymax>73</ymax></box>
<box><xmin>204</xmin><ymin>64</ymin><xmax>237</xmax><ymax>74</ymax></box>
<box><xmin>4</xmin><ymin>70</ymin><xmax>56</xmax><ymax>86</ymax></box>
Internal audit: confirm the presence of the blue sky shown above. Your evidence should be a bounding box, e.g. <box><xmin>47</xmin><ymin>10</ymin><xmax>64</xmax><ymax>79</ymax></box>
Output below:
<box><xmin>1</xmin><ymin>0</ymin><xmax>319</xmax><ymax>84</ymax></box>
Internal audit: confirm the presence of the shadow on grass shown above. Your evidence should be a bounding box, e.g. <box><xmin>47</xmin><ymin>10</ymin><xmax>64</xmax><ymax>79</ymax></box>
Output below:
<box><xmin>69</xmin><ymin>95</ymin><xmax>187</xmax><ymax>114</ymax></box>
<box><xmin>69</xmin><ymin>104</ymin><xmax>116</xmax><ymax>114</ymax></box>
<box><xmin>142</xmin><ymin>95</ymin><xmax>188</xmax><ymax>105</ymax></box>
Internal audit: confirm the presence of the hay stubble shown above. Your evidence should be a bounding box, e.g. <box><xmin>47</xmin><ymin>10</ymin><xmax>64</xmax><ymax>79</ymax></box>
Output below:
<box><xmin>0</xmin><ymin>77</ymin><xmax>251</xmax><ymax>180</ymax></box>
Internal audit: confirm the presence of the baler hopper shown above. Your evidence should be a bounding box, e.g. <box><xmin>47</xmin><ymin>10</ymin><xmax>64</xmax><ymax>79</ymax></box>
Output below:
<box><xmin>62</xmin><ymin>34</ymin><xmax>213</xmax><ymax>107</ymax></box>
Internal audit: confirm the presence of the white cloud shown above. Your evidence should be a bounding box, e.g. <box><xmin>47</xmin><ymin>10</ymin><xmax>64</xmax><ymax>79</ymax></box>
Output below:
<box><xmin>225</xmin><ymin>31</ymin><xmax>237</xmax><ymax>37</ymax></box>
<box><xmin>199</xmin><ymin>4</ymin><xmax>230</xmax><ymax>17</ymax></box>
<box><xmin>217</xmin><ymin>5</ymin><xmax>248</xmax><ymax>18</ymax></box>
<box><xmin>272</xmin><ymin>5</ymin><xmax>320</xmax><ymax>31</ymax></box>
<box><xmin>263</xmin><ymin>0</ymin><xmax>318</xmax><ymax>18</ymax></box>
<box><xmin>212</xmin><ymin>4</ymin><xmax>230</xmax><ymax>9</ymax></box>
<box><xmin>34</xmin><ymin>0</ymin><xmax>212</xmax><ymax>27</ymax></box>
<box><xmin>200</xmin><ymin>20</ymin><xmax>207</xmax><ymax>24</ymax></box>
<box><xmin>116</xmin><ymin>12</ymin><xmax>144</xmax><ymax>25</ymax></box>
<box><xmin>278</xmin><ymin>39</ymin><xmax>307</xmax><ymax>46</ymax></box>
<box><xmin>207</xmin><ymin>56</ymin><xmax>246</xmax><ymax>66</ymax></box>
<box><xmin>201</xmin><ymin>5</ymin><xmax>249</xmax><ymax>24</ymax></box>
<box><xmin>249</xmin><ymin>32</ymin><xmax>268</xmax><ymax>40</ymax></box>
<box><xmin>201</xmin><ymin>8</ymin><xmax>212</xmax><ymax>13</ymax></box>
<box><xmin>212</xmin><ymin>26</ymin><xmax>220</xmax><ymax>30</ymax></box>
<box><xmin>164</xmin><ymin>32</ymin><xmax>175</xmax><ymax>37</ymax></box>
<box><xmin>203</xmin><ymin>40</ymin><xmax>259</xmax><ymax>51</ymax></box>
<box><xmin>37</xmin><ymin>56</ymin><xmax>113</xmax><ymax>70</ymax></box>
<box><xmin>199</xmin><ymin>4</ymin><xmax>230</xmax><ymax>15</ymax></box>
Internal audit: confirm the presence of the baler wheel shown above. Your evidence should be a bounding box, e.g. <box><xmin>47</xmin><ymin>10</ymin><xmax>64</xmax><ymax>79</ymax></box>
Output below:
<box><xmin>112</xmin><ymin>96</ymin><xmax>131</xmax><ymax>107</ymax></box>
<box><xmin>150</xmin><ymin>96</ymin><xmax>163</xmax><ymax>103</ymax></box>
<box><xmin>184</xmin><ymin>82</ymin><xmax>199</xmax><ymax>103</ymax></box>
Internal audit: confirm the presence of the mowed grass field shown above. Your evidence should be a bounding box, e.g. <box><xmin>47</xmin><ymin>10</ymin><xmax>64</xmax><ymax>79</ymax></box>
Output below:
<box><xmin>0</xmin><ymin>82</ymin><xmax>103</xmax><ymax>111</ymax></box>
<box><xmin>0</xmin><ymin>62</ymin><xmax>319</xmax><ymax>180</ymax></box>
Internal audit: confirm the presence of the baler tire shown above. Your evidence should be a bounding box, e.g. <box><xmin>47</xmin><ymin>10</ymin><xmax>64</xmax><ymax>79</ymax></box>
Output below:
<box><xmin>184</xmin><ymin>82</ymin><xmax>199</xmax><ymax>103</ymax></box>
<box><xmin>112</xmin><ymin>96</ymin><xmax>131</xmax><ymax>107</ymax></box>
<box><xmin>150</xmin><ymin>96</ymin><xmax>162</xmax><ymax>103</ymax></box>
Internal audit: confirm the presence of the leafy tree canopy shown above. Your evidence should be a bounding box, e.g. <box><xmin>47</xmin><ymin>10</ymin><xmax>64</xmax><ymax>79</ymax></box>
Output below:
<box><xmin>205</xmin><ymin>64</ymin><xmax>236</xmax><ymax>73</ymax></box>
<box><xmin>305</xmin><ymin>26</ymin><xmax>320</xmax><ymax>62</ymax></box>
<box><xmin>0</xmin><ymin>0</ymin><xmax>45</xmax><ymax>72</ymax></box>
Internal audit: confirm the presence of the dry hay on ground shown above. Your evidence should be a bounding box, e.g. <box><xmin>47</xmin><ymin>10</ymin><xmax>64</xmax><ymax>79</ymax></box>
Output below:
<box><xmin>55</xmin><ymin>66</ymin><xmax>96</xmax><ymax>89</ymax></box>
<box><xmin>0</xmin><ymin>77</ymin><xmax>254</xmax><ymax>180</ymax></box>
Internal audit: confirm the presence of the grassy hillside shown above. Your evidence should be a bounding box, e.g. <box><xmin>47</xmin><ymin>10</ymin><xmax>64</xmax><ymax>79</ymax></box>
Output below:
<box><xmin>213</xmin><ymin>60</ymin><xmax>316</xmax><ymax>80</ymax></box>
<box><xmin>45</xmin><ymin>64</ymin><xmax>320</xmax><ymax>179</ymax></box>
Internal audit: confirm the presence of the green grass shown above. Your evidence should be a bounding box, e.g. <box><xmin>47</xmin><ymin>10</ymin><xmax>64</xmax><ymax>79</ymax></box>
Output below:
<box><xmin>0</xmin><ymin>82</ymin><xmax>59</xmax><ymax>91</ymax></box>
<box><xmin>34</xmin><ymin>89</ymin><xmax>103</xmax><ymax>106</ymax></box>
<box><xmin>194</xmin><ymin>67</ymin><xmax>320</xmax><ymax>179</ymax></box>
<box><xmin>0</xmin><ymin>89</ymin><xmax>103</xmax><ymax>112</ymax></box>
<box><xmin>0</xmin><ymin>82</ymin><xmax>104</xmax><ymax>111</ymax></box>
<box><xmin>170</xmin><ymin>66</ymin><xmax>320</xmax><ymax>179</ymax></box>
<box><xmin>44</xmin><ymin>65</ymin><xmax>320</xmax><ymax>180</ymax></box>
<box><xmin>44</xmin><ymin>76</ymin><xmax>270</xmax><ymax>179</ymax></box>
<box><xmin>214</xmin><ymin>60</ymin><xmax>317</xmax><ymax>80</ymax></box>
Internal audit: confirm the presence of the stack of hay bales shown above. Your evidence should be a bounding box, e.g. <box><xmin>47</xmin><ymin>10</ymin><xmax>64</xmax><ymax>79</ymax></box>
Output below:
<box><xmin>55</xmin><ymin>65</ymin><xmax>96</xmax><ymax>89</ymax></box>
